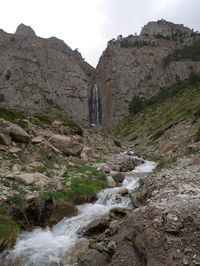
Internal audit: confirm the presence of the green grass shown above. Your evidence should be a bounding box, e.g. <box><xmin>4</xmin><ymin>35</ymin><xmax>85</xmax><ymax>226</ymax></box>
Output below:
<box><xmin>113</xmin><ymin>84</ymin><xmax>200</xmax><ymax>144</ymax></box>
<box><xmin>0</xmin><ymin>215</ymin><xmax>19</xmax><ymax>251</ymax></box>
<box><xmin>1</xmin><ymin>180</ymin><xmax>11</xmax><ymax>188</ymax></box>
<box><xmin>155</xmin><ymin>157</ymin><xmax>177</xmax><ymax>172</ymax></box>
<box><xmin>40</xmin><ymin>163</ymin><xmax>107</xmax><ymax>204</ymax></box>
<box><xmin>63</xmin><ymin>121</ymin><xmax>83</xmax><ymax>136</ymax></box>
<box><xmin>0</xmin><ymin>106</ymin><xmax>83</xmax><ymax>135</ymax></box>
<box><xmin>7</xmin><ymin>193</ymin><xmax>24</xmax><ymax>204</ymax></box>
<box><xmin>33</xmin><ymin>165</ymin><xmax>47</xmax><ymax>174</ymax></box>
<box><xmin>138</xmin><ymin>178</ymin><xmax>145</xmax><ymax>187</ymax></box>
<box><xmin>0</xmin><ymin>107</ymin><xmax>27</xmax><ymax>122</ymax></box>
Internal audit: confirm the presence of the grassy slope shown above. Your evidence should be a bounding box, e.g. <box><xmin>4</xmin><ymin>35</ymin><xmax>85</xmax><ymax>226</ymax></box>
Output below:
<box><xmin>113</xmin><ymin>85</ymin><xmax>200</xmax><ymax>146</ymax></box>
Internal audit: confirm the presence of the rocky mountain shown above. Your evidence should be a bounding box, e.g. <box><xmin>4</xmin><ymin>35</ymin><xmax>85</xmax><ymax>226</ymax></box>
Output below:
<box><xmin>94</xmin><ymin>20</ymin><xmax>200</xmax><ymax>126</ymax></box>
<box><xmin>0</xmin><ymin>24</ymin><xmax>94</xmax><ymax>124</ymax></box>
<box><xmin>0</xmin><ymin>20</ymin><xmax>199</xmax><ymax>266</ymax></box>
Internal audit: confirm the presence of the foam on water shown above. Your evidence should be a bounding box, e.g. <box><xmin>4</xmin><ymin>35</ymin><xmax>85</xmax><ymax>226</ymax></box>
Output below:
<box><xmin>1</xmin><ymin>160</ymin><xmax>156</xmax><ymax>266</ymax></box>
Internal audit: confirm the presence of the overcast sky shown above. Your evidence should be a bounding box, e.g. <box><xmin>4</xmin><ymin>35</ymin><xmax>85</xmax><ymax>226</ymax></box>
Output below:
<box><xmin>1</xmin><ymin>0</ymin><xmax>199</xmax><ymax>66</ymax></box>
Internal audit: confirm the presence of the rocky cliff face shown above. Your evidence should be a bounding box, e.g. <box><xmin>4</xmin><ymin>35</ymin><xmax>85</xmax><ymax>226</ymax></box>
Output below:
<box><xmin>0</xmin><ymin>24</ymin><xmax>94</xmax><ymax>124</ymax></box>
<box><xmin>94</xmin><ymin>20</ymin><xmax>200</xmax><ymax>126</ymax></box>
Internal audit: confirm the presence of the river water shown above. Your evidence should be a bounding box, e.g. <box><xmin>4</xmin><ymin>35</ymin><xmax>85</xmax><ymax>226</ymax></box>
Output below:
<box><xmin>1</xmin><ymin>160</ymin><xmax>156</xmax><ymax>266</ymax></box>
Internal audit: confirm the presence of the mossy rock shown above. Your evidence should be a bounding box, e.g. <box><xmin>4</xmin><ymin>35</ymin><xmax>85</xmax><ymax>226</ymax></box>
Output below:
<box><xmin>0</xmin><ymin>215</ymin><xmax>20</xmax><ymax>251</ymax></box>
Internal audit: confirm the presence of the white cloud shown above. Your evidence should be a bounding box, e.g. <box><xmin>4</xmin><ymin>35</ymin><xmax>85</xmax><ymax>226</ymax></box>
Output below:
<box><xmin>0</xmin><ymin>0</ymin><xmax>199</xmax><ymax>66</ymax></box>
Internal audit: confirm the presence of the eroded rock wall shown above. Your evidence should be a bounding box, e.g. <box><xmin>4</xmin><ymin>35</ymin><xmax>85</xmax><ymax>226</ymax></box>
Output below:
<box><xmin>95</xmin><ymin>20</ymin><xmax>200</xmax><ymax>126</ymax></box>
<box><xmin>0</xmin><ymin>25</ymin><xmax>94</xmax><ymax>124</ymax></box>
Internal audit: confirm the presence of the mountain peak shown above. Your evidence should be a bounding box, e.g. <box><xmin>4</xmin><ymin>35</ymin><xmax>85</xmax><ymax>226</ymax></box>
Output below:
<box><xmin>141</xmin><ymin>19</ymin><xmax>192</xmax><ymax>38</ymax></box>
<box><xmin>15</xmin><ymin>23</ymin><xmax>36</xmax><ymax>37</ymax></box>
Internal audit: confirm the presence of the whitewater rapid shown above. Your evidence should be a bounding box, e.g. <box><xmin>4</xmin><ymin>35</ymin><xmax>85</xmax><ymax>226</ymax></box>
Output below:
<box><xmin>1</xmin><ymin>160</ymin><xmax>156</xmax><ymax>266</ymax></box>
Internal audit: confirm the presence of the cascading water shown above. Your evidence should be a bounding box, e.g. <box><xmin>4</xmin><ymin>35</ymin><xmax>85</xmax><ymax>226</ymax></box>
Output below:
<box><xmin>1</xmin><ymin>160</ymin><xmax>156</xmax><ymax>266</ymax></box>
<box><xmin>89</xmin><ymin>84</ymin><xmax>101</xmax><ymax>125</ymax></box>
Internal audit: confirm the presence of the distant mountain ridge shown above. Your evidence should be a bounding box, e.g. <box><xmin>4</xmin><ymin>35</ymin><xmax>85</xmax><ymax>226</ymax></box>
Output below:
<box><xmin>0</xmin><ymin>21</ymin><xmax>200</xmax><ymax>126</ymax></box>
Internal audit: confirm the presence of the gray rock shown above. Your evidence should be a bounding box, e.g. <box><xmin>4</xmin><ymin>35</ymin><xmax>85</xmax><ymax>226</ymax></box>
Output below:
<box><xmin>0</xmin><ymin>133</ymin><xmax>11</xmax><ymax>145</ymax></box>
<box><xmin>0</xmin><ymin>26</ymin><xmax>94</xmax><ymax>124</ymax></box>
<box><xmin>78</xmin><ymin>249</ymin><xmax>110</xmax><ymax>266</ymax></box>
<box><xmin>60</xmin><ymin>240</ymin><xmax>90</xmax><ymax>265</ymax></box>
<box><xmin>109</xmin><ymin>220</ymin><xmax>119</xmax><ymax>235</ymax></box>
<box><xmin>112</xmin><ymin>172</ymin><xmax>125</xmax><ymax>183</ymax></box>
<box><xmin>94</xmin><ymin>20</ymin><xmax>199</xmax><ymax>126</ymax></box>
<box><xmin>106</xmin><ymin>176</ymin><xmax>116</xmax><ymax>188</ymax></box>
<box><xmin>15</xmin><ymin>23</ymin><xmax>36</xmax><ymax>37</ymax></box>
<box><xmin>49</xmin><ymin>134</ymin><xmax>83</xmax><ymax>156</ymax></box>
<box><xmin>118</xmin><ymin>188</ymin><xmax>129</xmax><ymax>196</ymax></box>
<box><xmin>14</xmin><ymin>173</ymin><xmax>49</xmax><ymax>187</ymax></box>
<box><xmin>4</xmin><ymin>122</ymin><xmax>31</xmax><ymax>143</ymax></box>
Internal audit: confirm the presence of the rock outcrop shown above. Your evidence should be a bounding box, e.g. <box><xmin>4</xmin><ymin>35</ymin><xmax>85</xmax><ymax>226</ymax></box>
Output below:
<box><xmin>94</xmin><ymin>20</ymin><xmax>200</xmax><ymax>126</ymax></box>
<box><xmin>15</xmin><ymin>23</ymin><xmax>36</xmax><ymax>37</ymax></box>
<box><xmin>0</xmin><ymin>24</ymin><xmax>94</xmax><ymax>124</ymax></box>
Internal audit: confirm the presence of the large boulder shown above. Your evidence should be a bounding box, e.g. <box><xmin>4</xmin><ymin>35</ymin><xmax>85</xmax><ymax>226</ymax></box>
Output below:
<box><xmin>14</xmin><ymin>173</ymin><xmax>49</xmax><ymax>187</ymax></box>
<box><xmin>106</xmin><ymin>176</ymin><xmax>116</xmax><ymax>188</ymax></box>
<box><xmin>106</xmin><ymin>154</ymin><xmax>144</xmax><ymax>172</ymax></box>
<box><xmin>3</xmin><ymin>122</ymin><xmax>31</xmax><ymax>143</ymax></box>
<box><xmin>49</xmin><ymin>134</ymin><xmax>83</xmax><ymax>156</ymax></box>
<box><xmin>60</xmin><ymin>240</ymin><xmax>90</xmax><ymax>265</ymax></box>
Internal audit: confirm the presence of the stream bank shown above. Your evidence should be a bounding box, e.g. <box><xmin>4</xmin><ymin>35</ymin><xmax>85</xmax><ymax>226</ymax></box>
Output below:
<box><xmin>0</xmin><ymin>161</ymin><xmax>156</xmax><ymax>265</ymax></box>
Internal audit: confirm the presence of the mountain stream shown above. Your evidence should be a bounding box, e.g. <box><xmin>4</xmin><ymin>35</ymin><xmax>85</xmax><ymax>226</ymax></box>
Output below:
<box><xmin>1</xmin><ymin>160</ymin><xmax>156</xmax><ymax>266</ymax></box>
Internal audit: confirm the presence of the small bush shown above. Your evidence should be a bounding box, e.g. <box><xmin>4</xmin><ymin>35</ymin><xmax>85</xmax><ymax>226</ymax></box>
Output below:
<box><xmin>139</xmin><ymin>178</ymin><xmax>145</xmax><ymax>187</ymax></box>
<box><xmin>162</xmin><ymin>41</ymin><xmax>200</xmax><ymax>66</ymax></box>
<box><xmin>63</xmin><ymin>120</ymin><xmax>83</xmax><ymax>136</ymax></box>
<box><xmin>129</xmin><ymin>96</ymin><xmax>144</xmax><ymax>115</ymax></box>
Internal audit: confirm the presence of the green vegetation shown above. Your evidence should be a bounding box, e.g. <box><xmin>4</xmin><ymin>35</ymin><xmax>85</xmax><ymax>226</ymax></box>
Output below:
<box><xmin>0</xmin><ymin>215</ymin><xmax>19</xmax><ymax>251</ymax></box>
<box><xmin>120</xmin><ymin>39</ymin><xmax>154</xmax><ymax>49</ymax></box>
<box><xmin>129</xmin><ymin>73</ymin><xmax>200</xmax><ymax>116</ymax></box>
<box><xmin>1</xmin><ymin>180</ymin><xmax>11</xmax><ymax>188</ymax></box>
<box><xmin>155</xmin><ymin>157</ymin><xmax>177</xmax><ymax>172</ymax></box>
<box><xmin>129</xmin><ymin>96</ymin><xmax>144</xmax><ymax>115</ymax></box>
<box><xmin>114</xmin><ymin>82</ymin><xmax>200</xmax><ymax>145</ymax></box>
<box><xmin>40</xmin><ymin>163</ymin><xmax>107</xmax><ymax>204</ymax></box>
<box><xmin>63</xmin><ymin>120</ymin><xmax>83</xmax><ymax>136</ymax></box>
<box><xmin>163</xmin><ymin>41</ymin><xmax>200</xmax><ymax>65</ymax></box>
<box><xmin>138</xmin><ymin>178</ymin><xmax>145</xmax><ymax>187</ymax></box>
<box><xmin>0</xmin><ymin>107</ymin><xmax>27</xmax><ymax>125</ymax></box>
<box><xmin>33</xmin><ymin>114</ymin><xmax>53</xmax><ymax>125</ymax></box>
<box><xmin>0</xmin><ymin>106</ymin><xmax>83</xmax><ymax>135</ymax></box>
<box><xmin>7</xmin><ymin>193</ymin><xmax>23</xmax><ymax>204</ymax></box>
<box><xmin>34</xmin><ymin>165</ymin><xmax>47</xmax><ymax>174</ymax></box>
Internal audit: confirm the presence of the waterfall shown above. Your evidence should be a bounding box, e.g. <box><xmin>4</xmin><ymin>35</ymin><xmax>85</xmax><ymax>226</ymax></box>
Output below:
<box><xmin>89</xmin><ymin>84</ymin><xmax>101</xmax><ymax>125</ymax></box>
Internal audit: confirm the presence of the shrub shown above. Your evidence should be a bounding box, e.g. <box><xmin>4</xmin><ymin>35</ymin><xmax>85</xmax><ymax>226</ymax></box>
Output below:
<box><xmin>162</xmin><ymin>41</ymin><xmax>200</xmax><ymax>66</ymax></box>
<box><xmin>129</xmin><ymin>96</ymin><xmax>144</xmax><ymax>114</ymax></box>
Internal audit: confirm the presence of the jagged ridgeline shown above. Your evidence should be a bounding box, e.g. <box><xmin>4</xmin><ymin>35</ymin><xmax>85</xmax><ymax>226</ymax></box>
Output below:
<box><xmin>0</xmin><ymin>20</ymin><xmax>200</xmax><ymax>126</ymax></box>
